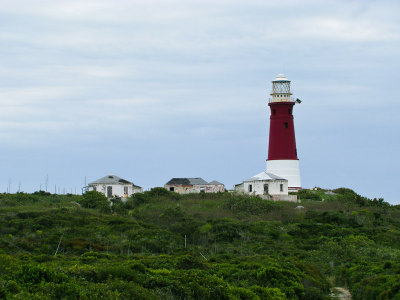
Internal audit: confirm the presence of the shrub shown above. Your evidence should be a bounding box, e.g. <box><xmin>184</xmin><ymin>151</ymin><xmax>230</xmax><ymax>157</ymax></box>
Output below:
<box><xmin>175</xmin><ymin>255</ymin><xmax>206</xmax><ymax>270</ymax></box>
<box><xmin>257</xmin><ymin>266</ymin><xmax>304</xmax><ymax>299</ymax></box>
<box><xmin>126</xmin><ymin>193</ymin><xmax>149</xmax><ymax>208</ymax></box>
<box><xmin>211</xmin><ymin>219</ymin><xmax>243</xmax><ymax>242</ymax></box>
<box><xmin>229</xmin><ymin>286</ymin><xmax>259</xmax><ymax>300</ymax></box>
<box><xmin>250</xmin><ymin>285</ymin><xmax>287</xmax><ymax>300</ymax></box>
<box><xmin>33</xmin><ymin>190</ymin><xmax>51</xmax><ymax>196</ymax></box>
<box><xmin>297</xmin><ymin>189</ymin><xmax>321</xmax><ymax>201</ymax></box>
<box><xmin>80</xmin><ymin>191</ymin><xmax>110</xmax><ymax>211</ymax></box>
<box><xmin>147</xmin><ymin>187</ymin><xmax>173</xmax><ymax>197</ymax></box>
<box><xmin>18</xmin><ymin>263</ymin><xmax>67</xmax><ymax>284</ymax></box>
<box><xmin>224</xmin><ymin>195</ymin><xmax>279</xmax><ymax>215</ymax></box>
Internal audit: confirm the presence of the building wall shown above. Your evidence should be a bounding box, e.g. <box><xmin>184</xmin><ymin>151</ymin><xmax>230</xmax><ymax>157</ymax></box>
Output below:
<box><xmin>268</xmin><ymin>102</ymin><xmax>298</xmax><ymax>160</ymax></box>
<box><xmin>235</xmin><ymin>179</ymin><xmax>288</xmax><ymax>196</ymax></box>
<box><xmin>165</xmin><ymin>184</ymin><xmax>225</xmax><ymax>194</ymax></box>
<box><xmin>234</xmin><ymin>183</ymin><xmax>245</xmax><ymax>193</ymax></box>
<box><xmin>87</xmin><ymin>184</ymin><xmax>142</xmax><ymax>199</ymax></box>
<box><xmin>205</xmin><ymin>184</ymin><xmax>225</xmax><ymax>193</ymax></box>
<box><xmin>266</xmin><ymin>159</ymin><xmax>301</xmax><ymax>189</ymax></box>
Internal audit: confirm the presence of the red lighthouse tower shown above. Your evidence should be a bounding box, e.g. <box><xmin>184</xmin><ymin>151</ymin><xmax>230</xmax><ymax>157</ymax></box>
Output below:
<box><xmin>266</xmin><ymin>74</ymin><xmax>301</xmax><ymax>190</ymax></box>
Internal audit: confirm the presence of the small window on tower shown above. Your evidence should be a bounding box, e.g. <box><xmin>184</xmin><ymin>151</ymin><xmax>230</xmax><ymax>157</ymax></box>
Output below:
<box><xmin>288</xmin><ymin>109</ymin><xmax>291</xmax><ymax>115</ymax></box>
<box><xmin>248</xmin><ymin>185</ymin><xmax>252</xmax><ymax>192</ymax></box>
<box><xmin>284</xmin><ymin>122</ymin><xmax>288</xmax><ymax>128</ymax></box>
<box><xmin>273</xmin><ymin>109</ymin><xmax>276</xmax><ymax>115</ymax></box>
<box><xmin>280</xmin><ymin>184</ymin><xmax>283</xmax><ymax>192</ymax></box>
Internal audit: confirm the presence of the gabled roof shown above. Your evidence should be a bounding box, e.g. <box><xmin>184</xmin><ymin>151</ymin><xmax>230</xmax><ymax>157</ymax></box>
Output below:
<box><xmin>89</xmin><ymin>174</ymin><xmax>139</xmax><ymax>186</ymax></box>
<box><xmin>244</xmin><ymin>171</ymin><xmax>287</xmax><ymax>182</ymax></box>
<box><xmin>209</xmin><ymin>180</ymin><xmax>224</xmax><ymax>185</ymax></box>
<box><xmin>166</xmin><ymin>178</ymin><xmax>209</xmax><ymax>185</ymax></box>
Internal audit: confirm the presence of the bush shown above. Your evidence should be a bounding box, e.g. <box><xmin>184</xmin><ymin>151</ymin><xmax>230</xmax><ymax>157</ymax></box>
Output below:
<box><xmin>175</xmin><ymin>255</ymin><xmax>206</xmax><ymax>270</ymax></box>
<box><xmin>147</xmin><ymin>187</ymin><xmax>173</xmax><ymax>197</ymax></box>
<box><xmin>80</xmin><ymin>191</ymin><xmax>110</xmax><ymax>211</ymax></box>
<box><xmin>126</xmin><ymin>193</ymin><xmax>149</xmax><ymax>208</ymax></box>
<box><xmin>33</xmin><ymin>190</ymin><xmax>51</xmax><ymax>196</ymax></box>
<box><xmin>18</xmin><ymin>263</ymin><xmax>67</xmax><ymax>284</ymax></box>
<box><xmin>297</xmin><ymin>189</ymin><xmax>321</xmax><ymax>201</ymax></box>
<box><xmin>224</xmin><ymin>195</ymin><xmax>279</xmax><ymax>214</ymax></box>
<box><xmin>229</xmin><ymin>286</ymin><xmax>259</xmax><ymax>300</ymax></box>
<box><xmin>250</xmin><ymin>285</ymin><xmax>287</xmax><ymax>300</ymax></box>
<box><xmin>211</xmin><ymin>219</ymin><xmax>243</xmax><ymax>242</ymax></box>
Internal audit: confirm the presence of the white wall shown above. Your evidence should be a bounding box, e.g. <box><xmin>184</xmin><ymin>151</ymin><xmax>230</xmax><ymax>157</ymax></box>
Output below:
<box><xmin>266</xmin><ymin>160</ymin><xmax>301</xmax><ymax>189</ymax></box>
<box><xmin>87</xmin><ymin>184</ymin><xmax>142</xmax><ymax>198</ymax></box>
<box><xmin>236</xmin><ymin>179</ymin><xmax>288</xmax><ymax>196</ymax></box>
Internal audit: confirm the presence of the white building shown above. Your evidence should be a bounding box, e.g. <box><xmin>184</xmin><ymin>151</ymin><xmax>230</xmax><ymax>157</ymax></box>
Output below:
<box><xmin>235</xmin><ymin>171</ymin><xmax>297</xmax><ymax>201</ymax></box>
<box><xmin>85</xmin><ymin>174</ymin><xmax>142</xmax><ymax>199</ymax></box>
<box><xmin>164</xmin><ymin>178</ymin><xmax>225</xmax><ymax>194</ymax></box>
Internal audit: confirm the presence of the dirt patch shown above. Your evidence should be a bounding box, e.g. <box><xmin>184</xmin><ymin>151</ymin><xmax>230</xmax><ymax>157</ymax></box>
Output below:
<box><xmin>330</xmin><ymin>287</ymin><xmax>352</xmax><ymax>299</ymax></box>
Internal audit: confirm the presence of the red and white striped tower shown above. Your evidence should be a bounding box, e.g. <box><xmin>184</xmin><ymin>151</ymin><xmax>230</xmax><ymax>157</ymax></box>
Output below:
<box><xmin>266</xmin><ymin>74</ymin><xmax>301</xmax><ymax>190</ymax></box>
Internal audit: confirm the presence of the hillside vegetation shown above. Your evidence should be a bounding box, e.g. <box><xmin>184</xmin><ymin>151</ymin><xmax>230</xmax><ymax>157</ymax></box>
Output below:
<box><xmin>0</xmin><ymin>188</ymin><xmax>399</xmax><ymax>299</ymax></box>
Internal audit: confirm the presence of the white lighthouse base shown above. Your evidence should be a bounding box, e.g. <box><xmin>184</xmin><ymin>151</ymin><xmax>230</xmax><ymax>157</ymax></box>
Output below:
<box><xmin>266</xmin><ymin>160</ymin><xmax>301</xmax><ymax>191</ymax></box>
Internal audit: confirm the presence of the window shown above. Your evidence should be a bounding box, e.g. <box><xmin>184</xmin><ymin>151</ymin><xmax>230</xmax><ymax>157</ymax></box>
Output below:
<box><xmin>280</xmin><ymin>184</ymin><xmax>283</xmax><ymax>192</ymax></box>
<box><xmin>169</xmin><ymin>187</ymin><xmax>175</xmax><ymax>192</ymax></box>
<box><xmin>288</xmin><ymin>109</ymin><xmax>291</xmax><ymax>115</ymax></box>
<box><xmin>124</xmin><ymin>186</ymin><xmax>128</xmax><ymax>194</ymax></box>
<box><xmin>264</xmin><ymin>184</ymin><xmax>269</xmax><ymax>194</ymax></box>
<box><xmin>248</xmin><ymin>184</ymin><xmax>252</xmax><ymax>192</ymax></box>
<box><xmin>273</xmin><ymin>109</ymin><xmax>276</xmax><ymax>115</ymax></box>
<box><xmin>284</xmin><ymin>122</ymin><xmax>288</xmax><ymax>128</ymax></box>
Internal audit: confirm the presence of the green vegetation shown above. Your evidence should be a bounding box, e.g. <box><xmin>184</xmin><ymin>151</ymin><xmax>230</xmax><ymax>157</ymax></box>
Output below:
<box><xmin>0</xmin><ymin>188</ymin><xmax>399</xmax><ymax>299</ymax></box>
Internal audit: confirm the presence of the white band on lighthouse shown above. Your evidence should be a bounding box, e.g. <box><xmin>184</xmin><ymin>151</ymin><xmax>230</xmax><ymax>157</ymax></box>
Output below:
<box><xmin>266</xmin><ymin>160</ymin><xmax>301</xmax><ymax>191</ymax></box>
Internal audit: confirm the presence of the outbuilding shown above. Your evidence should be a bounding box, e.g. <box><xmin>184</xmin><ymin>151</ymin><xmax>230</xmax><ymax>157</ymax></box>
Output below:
<box><xmin>85</xmin><ymin>174</ymin><xmax>142</xmax><ymax>199</ymax></box>
<box><xmin>164</xmin><ymin>178</ymin><xmax>225</xmax><ymax>194</ymax></box>
<box><xmin>235</xmin><ymin>171</ymin><xmax>297</xmax><ymax>201</ymax></box>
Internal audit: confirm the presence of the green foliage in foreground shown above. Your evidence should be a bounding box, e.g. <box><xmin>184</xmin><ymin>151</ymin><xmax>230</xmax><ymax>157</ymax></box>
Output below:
<box><xmin>0</xmin><ymin>188</ymin><xmax>399</xmax><ymax>299</ymax></box>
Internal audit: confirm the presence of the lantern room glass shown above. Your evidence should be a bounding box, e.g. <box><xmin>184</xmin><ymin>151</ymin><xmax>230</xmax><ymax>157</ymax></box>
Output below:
<box><xmin>272</xmin><ymin>81</ymin><xmax>291</xmax><ymax>95</ymax></box>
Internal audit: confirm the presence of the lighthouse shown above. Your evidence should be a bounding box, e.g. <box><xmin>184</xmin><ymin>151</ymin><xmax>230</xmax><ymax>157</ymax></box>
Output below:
<box><xmin>266</xmin><ymin>74</ymin><xmax>301</xmax><ymax>191</ymax></box>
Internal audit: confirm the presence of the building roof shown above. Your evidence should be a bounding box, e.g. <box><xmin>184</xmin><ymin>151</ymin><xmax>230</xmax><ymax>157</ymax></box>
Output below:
<box><xmin>209</xmin><ymin>180</ymin><xmax>224</xmax><ymax>185</ymax></box>
<box><xmin>273</xmin><ymin>73</ymin><xmax>289</xmax><ymax>82</ymax></box>
<box><xmin>244</xmin><ymin>171</ymin><xmax>287</xmax><ymax>182</ymax></box>
<box><xmin>166</xmin><ymin>178</ymin><xmax>209</xmax><ymax>185</ymax></box>
<box><xmin>89</xmin><ymin>174</ymin><xmax>140</xmax><ymax>186</ymax></box>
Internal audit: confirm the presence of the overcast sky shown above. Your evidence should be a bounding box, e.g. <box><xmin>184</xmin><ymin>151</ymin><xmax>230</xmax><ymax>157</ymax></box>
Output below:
<box><xmin>0</xmin><ymin>0</ymin><xmax>399</xmax><ymax>203</ymax></box>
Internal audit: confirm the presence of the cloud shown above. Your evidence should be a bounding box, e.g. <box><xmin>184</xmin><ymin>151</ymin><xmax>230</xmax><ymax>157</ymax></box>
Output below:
<box><xmin>0</xmin><ymin>0</ymin><xmax>399</xmax><ymax>202</ymax></box>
